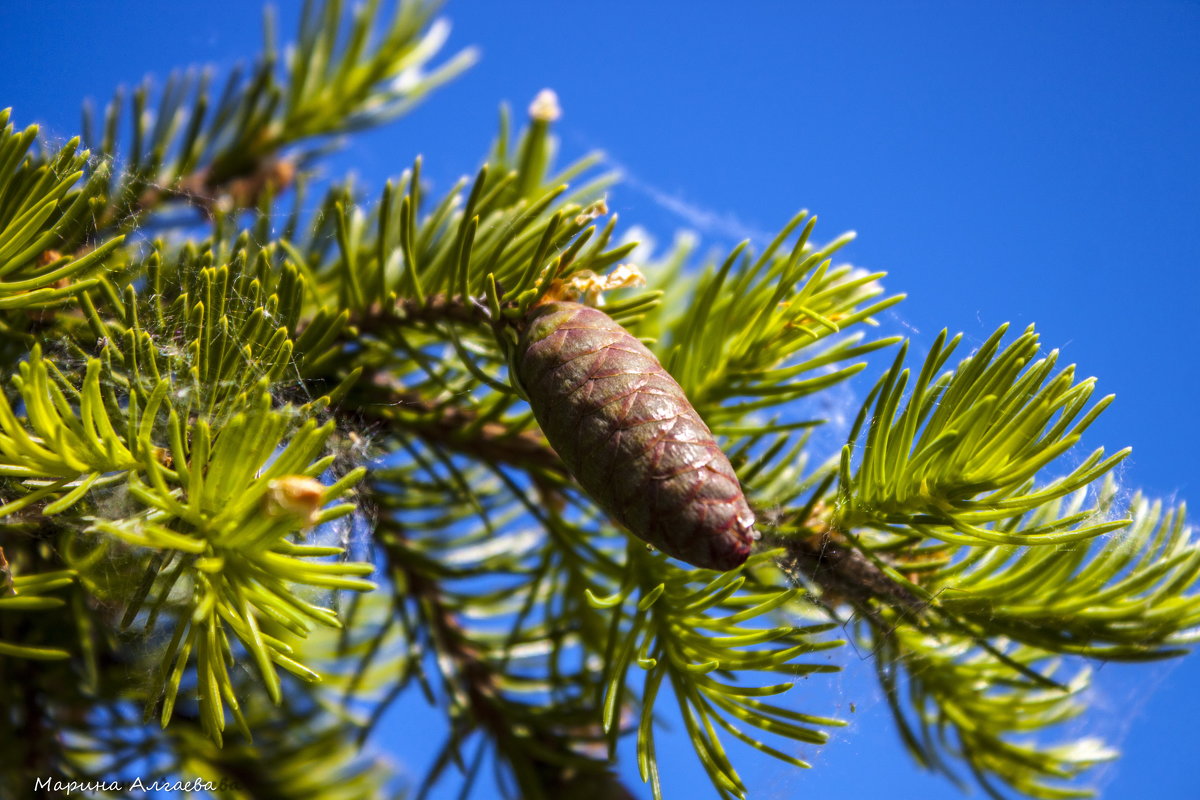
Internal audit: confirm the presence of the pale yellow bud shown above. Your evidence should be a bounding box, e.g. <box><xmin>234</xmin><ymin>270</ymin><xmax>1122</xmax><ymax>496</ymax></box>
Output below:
<box><xmin>529</xmin><ymin>88</ymin><xmax>561</xmax><ymax>122</ymax></box>
<box><xmin>265</xmin><ymin>475</ymin><xmax>327</xmax><ymax>526</ymax></box>
<box><xmin>574</xmin><ymin>198</ymin><xmax>609</xmax><ymax>226</ymax></box>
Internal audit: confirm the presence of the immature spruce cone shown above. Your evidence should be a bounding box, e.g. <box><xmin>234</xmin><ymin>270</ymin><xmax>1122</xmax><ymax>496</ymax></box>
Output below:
<box><xmin>517</xmin><ymin>301</ymin><xmax>757</xmax><ymax>570</ymax></box>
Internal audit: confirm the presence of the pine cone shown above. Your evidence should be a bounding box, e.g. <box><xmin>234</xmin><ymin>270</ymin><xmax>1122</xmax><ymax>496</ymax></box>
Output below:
<box><xmin>517</xmin><ymin>301</ymin><xmax>757</xmax><ymax>570</ymax></box>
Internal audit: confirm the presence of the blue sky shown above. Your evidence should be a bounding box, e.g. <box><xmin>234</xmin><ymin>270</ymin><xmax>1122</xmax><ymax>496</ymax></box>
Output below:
<box><xmin>1</xmin><ymin>1</ymin><xmax>1198</xmax><ymax>798</ymax></box>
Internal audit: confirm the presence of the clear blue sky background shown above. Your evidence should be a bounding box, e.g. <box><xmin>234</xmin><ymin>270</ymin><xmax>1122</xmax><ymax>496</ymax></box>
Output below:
<box><xmin>1</xmin><ymin>1</ymin><xmax>1198</xmax><ymax>798</ymax></box>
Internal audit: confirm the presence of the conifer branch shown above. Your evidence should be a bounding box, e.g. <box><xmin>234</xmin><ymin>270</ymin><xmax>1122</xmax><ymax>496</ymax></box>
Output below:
<box><xmin>373</xmin><ymin>490</ymin><xmax>632</xmax><ymax>799</ymax></box>
<box><xmin>1</xmin><ymin>2</ymin><xmax>1196</xmax><ymax>798</ymax></box>
<box><xmin>79</xmin><ymin>0</ymin><xmax>476</xmax><ymax>235</ymax></box>
<box><xmin>0</xmin><ymin>111</ymin><xmax>123</xmax><ymax>313</ymax></box>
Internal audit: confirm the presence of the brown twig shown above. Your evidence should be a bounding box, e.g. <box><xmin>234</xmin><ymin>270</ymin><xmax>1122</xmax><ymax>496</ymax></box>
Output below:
<box><xmin>765</xmin><ymin>501</ymin><xmax>928</xmax><ymax>627</ymax></box>
<box><xmin>390</xmin><ymin>294</ymin><xmax>490</xmax><ymax>328</ymax></box>
<box><xmin>94</xmin><ymin>156</ymin><xmax>297</xmax><ymax>235</ymax></box>
<box><xmin>774</xmin><ymin>527</ymin><xmax>926</xmax><ymax>617</ymax></box>
<box><xmin>348</xmin><ymin>370</ymin><xmax>570</xmax><ymax>513</ymax></box>
<box><xmin>371</xmin><ymin>381</ymin><xmax>567</xmax><ymax>479</ymax></box>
